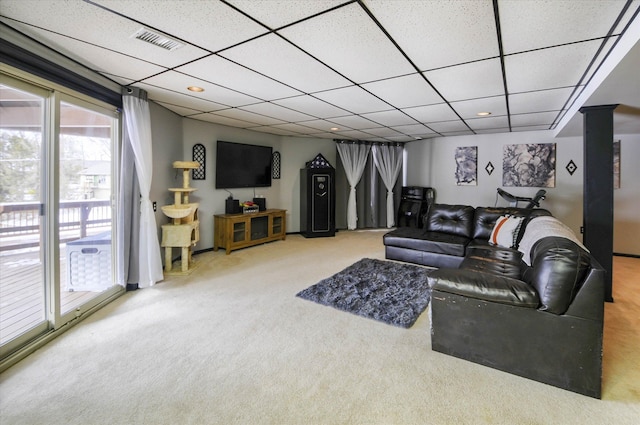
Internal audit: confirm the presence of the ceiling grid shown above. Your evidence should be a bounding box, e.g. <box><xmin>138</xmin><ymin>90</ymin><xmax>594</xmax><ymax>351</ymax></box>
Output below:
<box><xmin>1</xmin><ymin>0</ymin><xmax>638</xmax><ymax>140</ymax></box>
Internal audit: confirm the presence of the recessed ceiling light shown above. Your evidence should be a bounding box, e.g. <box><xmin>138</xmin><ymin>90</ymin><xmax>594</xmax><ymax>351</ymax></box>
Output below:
<box><xmin>187</xmin><ymin>86</ymin><xmax>204</xmax><ymax>92</ymax></box>
<box><xmin>476</xmin><ymin>111</ymin><xmax>492</xmax><ymax>116</ymax></box>
<box><xmin>330</xmin><ymin>127</ymin><xmax>339</xmax><ymax>131</ymax></box>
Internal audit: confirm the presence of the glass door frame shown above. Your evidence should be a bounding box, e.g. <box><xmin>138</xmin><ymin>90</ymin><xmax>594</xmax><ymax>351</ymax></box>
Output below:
<box><xmin>0</xmin><ymin>68</ymin><xmax>124</xmax><ymax>363</ymax></box>
<box><xmin>53</xmin><ymin>92</ymin><xmax>123</xmax><ymax>328</ymax></box>
<box><xmin>0</xmin><ymin>74</ymin><xmax>50</xmax><ymax>355</ymax></box>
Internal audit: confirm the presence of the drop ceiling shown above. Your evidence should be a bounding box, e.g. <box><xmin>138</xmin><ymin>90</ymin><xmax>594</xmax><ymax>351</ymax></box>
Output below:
<box><xmin>1</xmin><ymin>0</ymin><xmax>639</xmax><ymax>141</ymax></box>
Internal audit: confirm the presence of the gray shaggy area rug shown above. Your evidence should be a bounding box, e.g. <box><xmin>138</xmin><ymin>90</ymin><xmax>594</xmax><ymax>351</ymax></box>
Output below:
<box><xmin>296</xmin><ymin>258</ymin><xmax>433</xmax><ymax>328</ymax></box>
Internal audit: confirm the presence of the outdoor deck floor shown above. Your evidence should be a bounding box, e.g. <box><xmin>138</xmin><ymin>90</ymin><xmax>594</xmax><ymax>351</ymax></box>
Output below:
<box><xmin>0</xmin><ymin>250</ymin><xmax>101</xmax><ymax>345</ymax></box>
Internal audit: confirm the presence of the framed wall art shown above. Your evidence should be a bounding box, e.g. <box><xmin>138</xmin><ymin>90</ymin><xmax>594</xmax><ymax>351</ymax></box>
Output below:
<box><xmin>502</xmin><ymin>143</ymin><xmax>556</xmax><ymax>188</ymax></box>
<box><xmin>455</xmin><ymin>146</ymin><xmax>477</xmax><ymax>186</ymax></box>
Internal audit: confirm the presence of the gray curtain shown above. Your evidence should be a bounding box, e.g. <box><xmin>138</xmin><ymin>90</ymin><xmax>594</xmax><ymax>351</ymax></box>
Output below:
<box><xmin>335</xmin><ymin>143</ymin><xmax>402</xmax><ymax>230</ymax></box>
<box><xmin>116</xmin><ymin>87</ymin><xmax>143</xmax><ymax>290</ymax></box>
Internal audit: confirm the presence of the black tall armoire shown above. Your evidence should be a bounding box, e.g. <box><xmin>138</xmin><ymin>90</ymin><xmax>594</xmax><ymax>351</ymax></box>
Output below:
<box><xmin>300</xmin><ymin>153</ymin><xmax>335</xmax><ymax>238</ymax></box>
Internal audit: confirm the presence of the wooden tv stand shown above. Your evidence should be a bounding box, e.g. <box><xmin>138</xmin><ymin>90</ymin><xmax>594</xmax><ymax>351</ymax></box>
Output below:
<box><xmin>214</xmin><ymin>209</ymin><xmax>286</xmax><ymax>254</ymax></box>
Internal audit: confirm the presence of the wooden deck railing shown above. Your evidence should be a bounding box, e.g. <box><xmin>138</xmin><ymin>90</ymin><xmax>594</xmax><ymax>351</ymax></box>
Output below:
<box><xmin>0</xmin><ymin>200</ymin><xmax>111</xmax><ymax>251</ymax></box>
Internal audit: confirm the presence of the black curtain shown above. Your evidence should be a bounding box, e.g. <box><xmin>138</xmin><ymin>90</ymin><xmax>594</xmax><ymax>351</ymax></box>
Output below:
<box><xmin>335</xmin><ymin>145</ymin><xmax>403</xmax><ymax>230</ymax></box>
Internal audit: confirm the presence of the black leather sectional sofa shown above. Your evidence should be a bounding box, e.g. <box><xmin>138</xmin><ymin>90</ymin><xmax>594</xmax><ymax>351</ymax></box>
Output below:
<box><xmin>383</xmin><ymin>203</ymin><xmax>605</xmax><ymax>398</ymax></box>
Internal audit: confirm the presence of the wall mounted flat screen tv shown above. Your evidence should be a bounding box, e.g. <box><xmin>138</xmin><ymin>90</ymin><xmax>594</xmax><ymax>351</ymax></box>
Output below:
<box><xmin>215</xmin><ymin>141</ymin><xmax>272</xmax><ymax>189</ymax></box>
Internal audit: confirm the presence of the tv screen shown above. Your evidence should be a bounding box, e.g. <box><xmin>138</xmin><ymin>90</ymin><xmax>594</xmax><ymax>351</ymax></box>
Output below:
<box><xmin>215</xmin><ymin>141</ymin><xmax>272</xmax><ymax>189</ymax></box>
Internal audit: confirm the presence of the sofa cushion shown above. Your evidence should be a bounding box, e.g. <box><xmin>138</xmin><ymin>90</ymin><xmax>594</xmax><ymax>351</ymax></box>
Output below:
<box><xmin>472</xmin><ymin>207</ymin><xmax>552</xmax><ymax>240</ymax></box>
<box><xmin>425</xmin><ymin>204</ymin><xmax>474</xmax><ymax>238</ymax></box>
<box><xmin>467</xmin><ymin>241</ymin><xmax>524</xmax><ymax>263</ymax></box>
<box><xmin>384</xmin><ymin>228</ymin><xmax>468</xmax><ymax>256</ymax></box>
<box><xmin>460</xmin><ymin>256</ymin><xmax>523</xmax><ymax>279</ymax></box>
<box><xmin>429</xmin><ymin>268</ymin><xmax>539</xmax><ymax>308</ymax></box>
<box><xmin>523</xmin><ymin>236</ymin><xmax>592</xmax><ymax>315</ymax></box>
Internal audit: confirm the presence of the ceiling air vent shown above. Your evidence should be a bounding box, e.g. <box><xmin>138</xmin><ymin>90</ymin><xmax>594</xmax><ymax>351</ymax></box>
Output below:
<box><xmin>131</xmin><ymin>28</ymin><xmax>184</xmax><ymax>51</ymax></box>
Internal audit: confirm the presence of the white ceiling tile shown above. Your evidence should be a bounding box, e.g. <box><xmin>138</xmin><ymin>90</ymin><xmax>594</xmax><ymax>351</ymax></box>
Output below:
<box><xmin>359</xmin><ymin>127</ymin><xmax>405</xmax><ymax>138</ymax></box>
<box><xmin>1</xmin><ymin>1</ymin><xmax>209</xmax><ymax>68</ymax></box>
<box><xmin>1</xmin><ymin>0</ymin><xmax>635</xmax><ymax>141</ymax></box>
<box><xmin>95</xmin><ymin>0</ymin><xmax>267</xmax><ymax>52</ymax></box>
<box><xmin>326</xmin><ymin>115</ymin><xmax>380</xmax><ymax>130</ymax></box>
<box><xmin>333</xmin><ymin>129</ymin><xmax>376</xmax><ymax>139</ymax></box>
<box><xmin>361</xmin><ymin>74</ymin><xmax>443</xmax><ymax>108</ymax></box>
<box><xmin>511</xmin><ymin>111</ymin><xmax>559</xmax><ymax>127</ymax></box>
<box><xmin>239</xmin><ymin>102</ymin><xmax>316</xmax><ymax>122</ymax></box>
<box><xmin>99</xmin><ymin>73</ymin><xmax>135</xmax><ymax>87</ymax></box>
<box><xmin>142</xmin><ymin>71</ymin><xmax>261</xmax><ymax>107</ymax></box>
<box><xmin>506</xmin><ymin>39</ymin><xmax>603</xmax><ymax>93</ymax></box>
<box><xmin>475</xmin><ymin>127</ymin><xmax>511</xmax><ymax>134</ymax></box>
<box><xmin>440</xmin><ymin>130</ymin><xmax>475</xmax><ymax>137</ymax></box>
<box><xmin>219</xmin><ymin>33</ymin><xmax>351</xmax><ymax>93</ymax></box>
<box><xmin>211</xmin><ymin>109</ymin><xmax>286</xmax><ymax>127</ymax></box>
<box><xmin>137</xmin><ymin>83</ymin><xmax>228</xmax><ymax>112</ymax></box>
<box><xmin>190</xmin><ymin>113</ymin><xmax>255</xmax><ymax>128</ymax></box>
<box><xmin>176</xmin><ymin>56</ymin><xmax>302</xmax><ymax>101</ymax></box>
<box><xmin>269</xmin><ymin>122</ymin><xmax>324</xmax><ymax>134</ymax></box>
<box><xmin>272</xmin><ymin>96</ymin><xmax>351</xmax><ymax>119</ymax></box>
<box><xmin>402</xmin><ymin>103</ymin><xmax>459</xmax><ymax>123</ymax></box>
<box><xmin>499</xmin><ymin>0</ymin><xmax>627</xmax><ymax>54</ymax></box>
<box><xmin>429</xmin><ymin>120</ymin><xmax>470</xmax><ymax>133</ymax></box>
<box><xmin>424</xmin><ymin>59</ymin><xmax>505</xmax><ymax>101</ymax></box>
<box><xmin>509</xmin><ymin>87</ymin><xmax>575</xmax><ymax>115</ymax></box>
<box><xmin>153</xmin><ymin>101</ymin><xmax>206</xmax><ymax>117</ymax></box>
<box><xmin>2</xmin><ymin>27</ymin><xmax>168</xmax><ymax>82</ymax></box>
<box><xmin>385</xmin><ymin>135</ymin><xmax>421</xmax><ymax>142</ymax></box>
<box><xmin>360</xmin><ymin>110</ymin><xmax>417</xmax><ymax>127</ymax></box>
<box><xmin>294</xmin><ymin>119</ymin><xmax>344</xmax><ymax>132</ymax></box>
<box><xmin>248</xmin><ymin>126</ymin><xmax>303</xmax><ymax>136</ymax></box>
<box><xmin>466</xmin><ymin>116</ymin><xmax>510</xmax><ymax>131</ymax></box>
<box><xmin>389</xmin><ymin>124</ymin><xmax>436</xmax><ymax>136</ymax></box>
<box><xmin>364</xmin><ymin>0</ymin><xmax>499</xmax><ymax>70</ymax></box>
<box><xmin>279</xmin><ymin>3</ymin><xmax>415</xmax><ymax>83</ymax></box>
<box><xmin>313</xmin><ymin>86</ymin><xmax>392</xmax><ymax>114</ymax></box>
<box><xmin>227</xmin><ymin>0</ymin><xmax>347</xmax><ymax>29</ymax></box>
<box><xmin>450</xmin><ymin>96</ymin><xmax>508</xmax><ymax>119</ymax></box>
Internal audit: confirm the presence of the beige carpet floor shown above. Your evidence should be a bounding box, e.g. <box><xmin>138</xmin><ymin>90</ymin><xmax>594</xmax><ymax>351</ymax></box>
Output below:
<box><xmin>1</xmin><ymin>230</ymin><xmax>638</xmax><ymax>425</ymax></box>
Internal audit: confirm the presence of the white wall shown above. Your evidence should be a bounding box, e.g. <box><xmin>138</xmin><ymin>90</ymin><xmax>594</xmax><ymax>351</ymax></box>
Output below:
<box><xmin>151</xmin><ymin>102</ymin><xmax>640</xmax><ymax>255</ymax></box>
<box><xmin>406</xmin><ymin>130</ymin><xmax>584</xmax><ymax>236</ymax></box>
<box><xmin>405</xmin><ymin>130</ymin><xmax>640</xmax><ymax>255</ymax></box>
<box><xmin>613</xmin><ymin>135</ymin><xmax>640</xmax><ymax>255</ymax></box>
<box><xmin>149</xmin><ymin>102</ymin><xmax>183</xmax><ymax>246</ymax></box>
<box><xmin>171</xmin><ymin>117</ymin><xmax>336</xmax><ymax>250</ymax></box>
<box><xmin>279</xmin><ymin>137</ymin><xmax>337</xmax><ymax>233</ymax></box>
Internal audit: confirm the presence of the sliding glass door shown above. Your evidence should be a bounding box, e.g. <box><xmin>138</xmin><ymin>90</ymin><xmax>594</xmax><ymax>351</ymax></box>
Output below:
<box><xmin>0</xmin><ymin>80</ymin><xmax>49</xmax><ymax>348</ymax></box>
<box><xmin>0</xmin><ymin>73</ymin><xmax>122</xmax><ymax>358</ymax></box>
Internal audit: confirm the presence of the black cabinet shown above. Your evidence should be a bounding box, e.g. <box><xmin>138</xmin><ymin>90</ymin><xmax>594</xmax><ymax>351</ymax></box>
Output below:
<box><xmin>300</xmin><ymin>154</ymin><xmax>335</xmax><ymax>238</ymax></box>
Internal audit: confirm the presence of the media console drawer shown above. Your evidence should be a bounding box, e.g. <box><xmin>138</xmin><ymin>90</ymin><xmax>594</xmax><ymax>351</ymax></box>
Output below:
<box><xmin>213</xmin><ymin>209</ymin><xmax>286</xmax><ymax>254</ymax></box>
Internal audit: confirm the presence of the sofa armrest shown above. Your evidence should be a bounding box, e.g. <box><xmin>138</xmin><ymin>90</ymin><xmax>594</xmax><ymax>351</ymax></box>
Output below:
<box><xmin>429</xmin><ymin>268</ymin><xmax>539</xmax><ymax>308</ymax></box>
<box><xmin>564</xmin><ymin>265</ymin><xmax>605</xmax><ymax>321</ymax></box>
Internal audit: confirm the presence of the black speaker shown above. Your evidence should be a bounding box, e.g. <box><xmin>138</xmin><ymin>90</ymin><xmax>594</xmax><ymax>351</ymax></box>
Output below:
<box><xmin>252</xmin><ymin>197</ymin><xmax>266</xmax><ymax>211</ymax></box>
<box><xmin>225</xmin><ymin>198</ymin><xmax>240</xmax><ymax>214</ymax></box>
<box><xmin>300</xmin><ymin>154</ymin><xmax>335</xmax><ymax>238</ymax></box>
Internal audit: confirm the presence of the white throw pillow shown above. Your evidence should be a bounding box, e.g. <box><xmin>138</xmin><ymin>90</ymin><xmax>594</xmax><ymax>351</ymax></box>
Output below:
<box><xmin>490</xmin><ymin>215</ymin><xmax>524</xmax><ymax>248</ymax></box>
